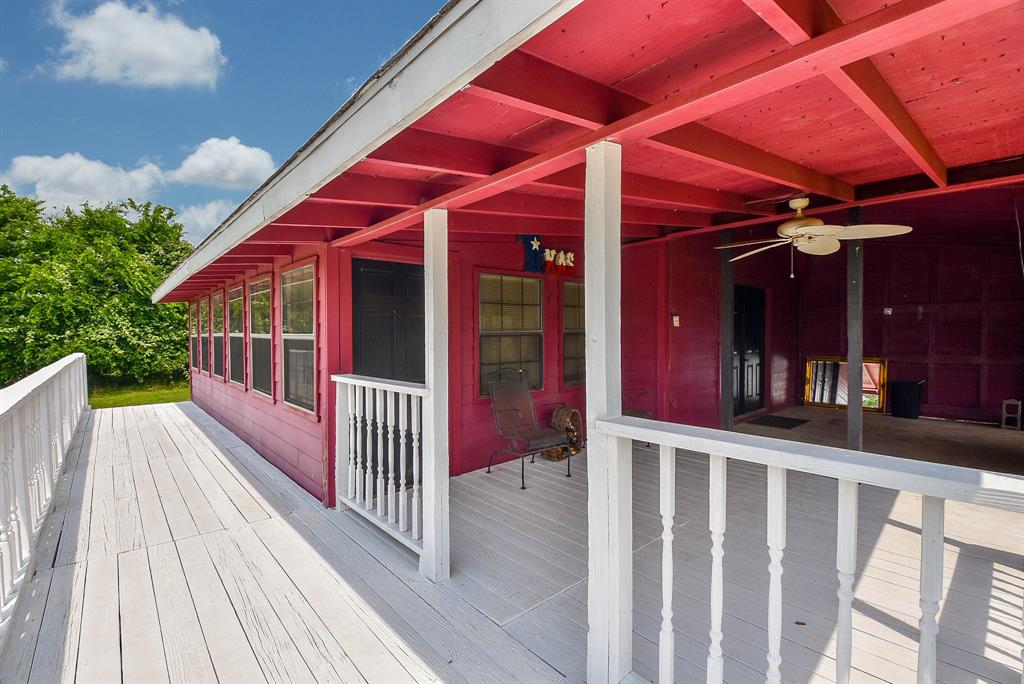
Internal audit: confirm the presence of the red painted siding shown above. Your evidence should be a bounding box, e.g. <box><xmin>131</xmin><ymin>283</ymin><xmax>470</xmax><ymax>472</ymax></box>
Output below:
<box><xmin>799</xmin><ymin>237</ymin><xmax>1024</xmax><ymax>422</ymax></box>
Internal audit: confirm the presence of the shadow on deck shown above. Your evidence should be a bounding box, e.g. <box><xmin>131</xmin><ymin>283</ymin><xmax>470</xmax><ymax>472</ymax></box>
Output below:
<box><xmin>0</xmin><ymin>402</ymin><xmax>1020</xmax><ymax>683</ymax></box>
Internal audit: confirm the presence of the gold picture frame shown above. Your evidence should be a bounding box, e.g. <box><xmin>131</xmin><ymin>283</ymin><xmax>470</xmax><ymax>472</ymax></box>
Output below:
<box><xmin>804</xmin><ymin>356</ymin><xmax>887</xmax><ymax>412</ymax></box>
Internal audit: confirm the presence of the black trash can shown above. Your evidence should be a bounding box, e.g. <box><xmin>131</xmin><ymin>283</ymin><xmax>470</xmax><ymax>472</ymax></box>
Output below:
<box><xmin>891</xmin><ymin>381</ymin><xmax>924</xmax><ymax>419</ymax></box>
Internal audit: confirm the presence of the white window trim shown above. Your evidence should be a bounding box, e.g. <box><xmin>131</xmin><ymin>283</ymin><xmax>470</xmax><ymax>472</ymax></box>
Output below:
<box><xmin>211</xmin><ymin>292</ymin><xmax>226</xmax><ymax>379</ymax></box>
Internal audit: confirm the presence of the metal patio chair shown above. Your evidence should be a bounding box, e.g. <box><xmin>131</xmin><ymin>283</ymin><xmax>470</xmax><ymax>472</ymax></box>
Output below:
<box><xmin>486</xmin><ymin>368</ymin><xmax>572</xmax><ymax>489</ymax></box>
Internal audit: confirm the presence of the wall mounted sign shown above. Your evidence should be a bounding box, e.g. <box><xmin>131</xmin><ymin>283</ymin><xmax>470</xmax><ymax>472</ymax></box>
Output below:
<box><xmin>520</xmin><ymin>235</ymin><xmax>576</xmax><ymax>275</ymax></box>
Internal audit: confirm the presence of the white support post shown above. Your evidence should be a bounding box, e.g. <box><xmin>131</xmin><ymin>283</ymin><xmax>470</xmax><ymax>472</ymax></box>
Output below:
<box><xmin>421</xmin><ymin>208</ymin><xmax>450</xmax><ymax>582</ymax></box>
<box><xmin>917</xmin><ymin>496</ymin><xmax>945</xmax><ymax>684</ymax></box>
<box><xmin>836</xmin><ymin>479</ymin><xmax>859</xmax><ymax>684</ymax></box>
<box><xmin>584</xmin><ymin>140</ymin><xmax>633</xmax><ymax>684</ymax></box>
<box><xmin>335</xmin><ymin>381</ymin><xmax>351</xmax><ymax>505</ymax></box>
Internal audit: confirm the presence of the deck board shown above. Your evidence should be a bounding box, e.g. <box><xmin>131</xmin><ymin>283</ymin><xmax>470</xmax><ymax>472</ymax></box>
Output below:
<box><xmin>1</xmin><ymin>401</ymin><xmax>1020</xmax><ymax>683</ymax></box>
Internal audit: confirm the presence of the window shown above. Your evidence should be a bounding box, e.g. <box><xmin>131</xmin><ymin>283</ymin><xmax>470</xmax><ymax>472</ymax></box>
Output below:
<box><xmin>228</xmin><ymin>287</ymin><xmax>244</xmax><ymax>384</ymax></box>
<box><xmin>281</xmin><ymin>264</ymin><xmax>316</xmax><ymax>411</ymax></box>
<box><xmin>479</xmin><ymin>273</ymin><xmax>543</xmax><ymax>392</ymax></box>
<box><xmin>212</xmin><ymin>292</ymin><xmax>225</xmax><ymax>378</ymax></box>
<box><xmin>199</xmin><ymin>298</ymin><xmax>209</xmax><ymax>373</ymax></box>
<box><xmin>249</xmin><ymin>279</ymin><xmax>272</xmax><ymax>396</ymax></box>
<box><xmin>190</xmin><ymin>302</ymin><xmax>199</xmax><ymax>370</ymax></box>
<box><xmin>563</xmin><ymin>281</ymin><xmax>585</xmax><ymax>385</ymax></box>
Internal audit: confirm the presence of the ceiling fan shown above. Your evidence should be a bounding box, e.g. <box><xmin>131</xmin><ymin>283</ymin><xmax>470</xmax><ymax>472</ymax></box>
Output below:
<box><xmin>716</xmin><ymin>198</ymin><xmax>912</xmax><ymax>267</ymax></box>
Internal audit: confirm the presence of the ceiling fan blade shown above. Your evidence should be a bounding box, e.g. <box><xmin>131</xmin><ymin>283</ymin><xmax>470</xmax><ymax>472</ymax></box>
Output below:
<box><xmin>796</xmin><ymin>237</ymin><xmax>841</xmax><ymax>256</ymax></box>
<box><xmin>714</xmin><ymin>237</ymin><xmax>790</xmax><ymax>250</ymax></box>
<box><xmin>728</xmin><ymin>240</ymin><xmax>790</xmax><ymax>262</ymax></box>
<box><xmin>795</xmin><ymin>224</ymin><xmax>843</xmax><ymax>237</ymax></box>
<box><xmin>836</xmin><ymin>224</ymin><xmax>913</xmax><ymax>240</ymax></box>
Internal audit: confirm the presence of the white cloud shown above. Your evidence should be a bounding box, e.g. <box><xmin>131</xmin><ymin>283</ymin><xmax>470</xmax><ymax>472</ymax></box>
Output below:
<box><xmin>0</xmin><ymin>152</ymin><xmax>162</xmax><ymax>209</ymax></box>
<box><xmin>169</xmin><ymin>136</ymin><xmax>275</xmax><ymax>190</ymax></box>
<box><xmin>0</xmin><ymin>58</ymin><xmax>8</xmax><ymax>73</ymax></box>
<box><xmin>177</xmin><ymin>199</ymin><xmax>234</xmax><ymax>241</ymax></box>
<box><xmin>50</xmin><ymin>1</ymin><xmax>226</xmax><ymax>89</ymax></box>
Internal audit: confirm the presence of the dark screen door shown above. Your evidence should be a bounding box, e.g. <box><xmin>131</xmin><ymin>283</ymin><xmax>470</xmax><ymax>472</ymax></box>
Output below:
<box><xmin>352</xmin><ymin>259</ymin><xmax>425</xmax><ymax>383</ymax></box>
<box><xmin>732</xmin><ymin>285</ymin><xmax>765</xmax><ymax>416</ymax></box>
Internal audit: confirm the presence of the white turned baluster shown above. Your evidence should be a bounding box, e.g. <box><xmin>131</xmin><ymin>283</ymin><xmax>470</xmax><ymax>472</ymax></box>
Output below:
<box><xmin>707</xmin><ymin>454</ymin><xmax>727</xmax><ymax>684</ymax></box>
<box><xmin>376</xmin><ymin>388</ymin><xmax>386</xmax><ymax>517</ymax></box>
<box><xmin>355</xmin><ymin>386</ymin><xmax>365</xmax><ymax>504</ymax></box>
<box><xmin>766</xmin><ymin>466</ymin><xmax>787</xmax><ymax>684</ymax></box>
<box><xmin>399</xmin><ymin>395</ymin><xmax>409</xmax><ymax>533</ymax></box>
<box><xmin>364</xmin><ymin>387</ymin><xmax>375</xmax><ymax>510</ymax></box>
<box><xmin>917</xmin><ymin>496</ymin><xmax>945</xmax><ymax>684</ymax></box>
<box><xmin>658</xmin><ymin>444</ymin><xmax>676</xmax><ymax>684</ymax></box>
<box><xmin>388</xmin><ymin>390</ymin><xmax>398</xmax><ymax>524</ymax></box>
<box><xmin>412</xmin><ymin>395</ymin><xmax>421</xmax><ymax>540</ymax></box>
<box><xmin>346</xmin><ymin>383</ymin><xmax>356</xmax><ymax>500</ymax></box>
<box><xmin>0</xmin><ymin>419</ymin><xmax>12</xmax><ymax>601</ymax></box>
<box><xmin>836</xmin><ymin>479</ymin><xmax>858</xmax><ymax>684</ymax></box>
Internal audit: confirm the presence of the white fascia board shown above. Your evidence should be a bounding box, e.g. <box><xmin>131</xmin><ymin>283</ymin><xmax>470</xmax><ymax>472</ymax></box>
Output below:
<box><xmin>154</xmin><ymin>0</ymin><xmax>582</xmax><ymax>303</ymax></box>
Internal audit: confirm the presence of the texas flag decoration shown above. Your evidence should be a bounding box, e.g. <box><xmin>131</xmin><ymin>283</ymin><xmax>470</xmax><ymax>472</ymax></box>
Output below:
<box><xmin>520</xmin><ymin>235</ymin><xmax>575</xmax><ymax>275</ymax></box>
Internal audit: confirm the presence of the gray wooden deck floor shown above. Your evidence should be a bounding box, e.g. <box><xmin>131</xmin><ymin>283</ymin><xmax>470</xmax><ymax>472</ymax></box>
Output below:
<box><xmin>0</xmin><ymin>402</ymin><xmax>1020</xmax><ymax>683</ymax></box>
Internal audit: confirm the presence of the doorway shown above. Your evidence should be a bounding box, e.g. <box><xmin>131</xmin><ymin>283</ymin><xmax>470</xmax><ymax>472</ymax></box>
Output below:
<box><xmin>352</xmin><ymin>259</ymin><xmax>425</xmax><ymax>383</ymax></box>
<box><xmin>733</xmin><ymin>284</ymin><xmax>765</xmax><ymax>416</ymax></box>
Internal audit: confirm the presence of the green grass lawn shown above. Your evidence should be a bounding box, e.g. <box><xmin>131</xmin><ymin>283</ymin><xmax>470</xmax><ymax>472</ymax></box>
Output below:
<box><xmin>89</xmin><ymin>382</ymin><xmax>190</xmax><ymax>409</ymax></box>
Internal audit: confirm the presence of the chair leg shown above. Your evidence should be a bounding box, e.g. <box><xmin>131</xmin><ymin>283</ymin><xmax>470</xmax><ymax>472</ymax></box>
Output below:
<box><xmin>521</xmin><ymin>456</ymin><xmax>526</xmax><ymax>490</ymax></box>
<box><xmin>487</xmin><ymin>450</ymin><xmax>500</xmax><ymax>474</ymax></box>
<box><xmin>566</xmin><ymin>451</ymin><xmax>572</xmax><ymax>478</ymax></box>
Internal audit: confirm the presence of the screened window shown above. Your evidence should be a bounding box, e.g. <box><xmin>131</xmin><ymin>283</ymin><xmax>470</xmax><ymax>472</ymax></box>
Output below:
<box><xmin>228</xmin><ymin>287</ymin><xmax>244</xmax><ymax>385</ymax></box>
<box><xmin>249</xmin><ymin>280</ymin><xmax>272</xmax><ymax>396</ymax></box>
<box><xmin>190</xmin><ymin>302</ymin><xmax>199</xmax><ymax>370</ymax></box>
<box><xmin>563</xmin><ymin>281</ymin><xmax>585</xmax><ymax>385</ymax></box>
<box><xmin>281</xmin><ymin>264</ymin><xmax>315</xmax><ymax>412</ymax></box>
<box><xmin>212</xmin><ymin>292</ymin><xmax>225</xmax><ymax>378</ymax></box>
<box><xmin>199</xmin><ymin>298</ymin><xmax>210</xmax><ymax>373</ymax></box>
<box><xmin>479</xmin><ymin>273</ymin><xmax>543</xmax><ymax>392</ymax></box>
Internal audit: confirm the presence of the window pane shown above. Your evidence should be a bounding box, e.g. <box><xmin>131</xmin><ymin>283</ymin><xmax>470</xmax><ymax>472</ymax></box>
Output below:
<box><xmin>284</xmin><ymin>337</ymin><xmax>315</xmax><ymax>411</ymax></box>
<box><xmin>563</xmin><ymin>282</ymin><xmax>585</xmax><ymax>384</ymax></box>
<box><xmin>478</xmin><ymin>333</ymin><xmax>543</xmax><ymax>391</ymax></box>
<box><xmin>200</xmin><ymin>337</ymin><xmax>209</xmax><ymax>372</ymax></box>
<box><xmin>251</xmin><ymin>337</ymin><xmax>272</xmax><ymax>395</ymax></box>
<box><xmin>282</xmin><ymin>265</ymin><xmax>314</xmax><ymax>335</ymax></box>
<box><xmin>249</xmin><ymin>280</ymin><xmax>271</xmax><ymax>335</ymax></box>
<box><xmin>229</xmin><ymin>336</ymin><xmax>244</xmax><ymax>383</ymax></box>
<box><xmin>480</xmin><ymin>302</ymin><xmax>502</xmax><ymax>332</ymax></box>
<box><xmin>212</xmin><ymin>293</ymin><xmax>224</xmax><ymax>334</ymax></box>
<box><xmin>228</xmin><ymin>288</ymin><xmax>243</xmax><ymax>333</ymax></box>
<box><xmin>191</xmin><ymin>337</ymin><xmax>199</xmax><ymax>369</ymax></box>
<box><xmin>213</xmin><ymin>337</ymin><xmax>224</xmax><ymax>377</ymax></box>
<box><xmin>199</xmin><ymin>299</ymin><xmax>208</xmax><ymax>334</ymax></box>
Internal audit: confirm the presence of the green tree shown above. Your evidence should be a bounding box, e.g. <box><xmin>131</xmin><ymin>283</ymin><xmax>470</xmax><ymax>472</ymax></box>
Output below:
<box><xmin>0</xmin><ymin>186</ymin><xmax>192</xmax><ymax>386</ymax></box>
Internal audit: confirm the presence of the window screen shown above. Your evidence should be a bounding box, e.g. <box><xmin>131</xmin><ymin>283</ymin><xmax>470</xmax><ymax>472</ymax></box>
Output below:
<box><xmin>249</xmin><ymin>280</ymin><xmax>272</xmax><ymax>396</ymax></box>
<box><xmin>212</xmin><ymin>292</ymin><xmax>225</xmax><ymax>378</ymax></box>
<box><xmin>228</xmin><ymin>288</ymin><xmax>244</xmax><ymax>384</ymax></box>
<box><xmin>563</xmin><ymin>281</ymin><xmax>585</xmax><ymax>385</ymax></box>
<box><xmin>199</xmin><ymin>298</ymin><xmax>209</xmax><ymax>373</ymax></box>
<box><xmin>281</xmin><ymin>265</ymin><xmax>315</xmax><ymax>411</ymax></box>
<box><xmin>479</xmin><ymin>273</ymin><xmax>543</xmax><ymax>392</ymax></box>
<box><xmin>190</xmin><ymin>302</ymin><xmax>199</xmax><ymax>370</ymax></box>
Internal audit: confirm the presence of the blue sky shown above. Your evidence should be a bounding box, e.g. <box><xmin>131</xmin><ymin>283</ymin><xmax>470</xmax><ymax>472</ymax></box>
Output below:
<box><xmin>0</xmin><ymin>0</ymin><xmax>444</xmax><ymax>242</ymax></box>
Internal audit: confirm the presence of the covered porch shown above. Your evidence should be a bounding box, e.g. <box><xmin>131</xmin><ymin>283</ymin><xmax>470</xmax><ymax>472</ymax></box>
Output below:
<box><xmin>1</xmin><ymin>399</ymin><xmax>1020</xmax><ymax>683</ymax></box>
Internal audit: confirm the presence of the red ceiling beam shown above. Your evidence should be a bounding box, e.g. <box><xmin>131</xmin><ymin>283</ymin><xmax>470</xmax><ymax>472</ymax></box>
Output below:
<box><xmin>226</xmin><ymin>244</ymin><xmax>292</xmax><ymax>257</ymax></box>
<box><xmin>741</xmin><ymin>0</ymin><xmax>948</xmax><ymax>186</ymax></box>
<box><xmin>334</xmin><ymin>0</ymin><xmax>1013</xmax><ymax>248</ymax></box>
<box><xmin>212</xmin><ymin>256</ymin><xmax>275</xmax><ymax>266</ymax></box>
<box><xmin>448</xmin><ymin>213</ymin><xmax>661</xmax><ymax>238</ymax></box>
<box><xmin>358</xmin><ymin>132</ymin><xmax>764</xmax><ymax>214</ymax></box>
<box><xmin>470</xmin><ymin>50</ymin><xmax>854</xmax><ymax>200</ymax></box>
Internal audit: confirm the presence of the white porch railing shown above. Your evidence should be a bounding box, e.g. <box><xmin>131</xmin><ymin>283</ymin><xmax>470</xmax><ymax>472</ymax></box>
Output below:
<box><xmin>332</xmin><ymin>374</ymin><xmax>432</xmax><ymax>558</ymax></box>
<box><xmin>593</xmin><ymin>414</ymin><xmax>1024</xmax><ymax>684</ymax></box>
<box><xmin>0</xmin><ymin>353</ymin><xmax>89</xmax><ymax>649</ymax></box>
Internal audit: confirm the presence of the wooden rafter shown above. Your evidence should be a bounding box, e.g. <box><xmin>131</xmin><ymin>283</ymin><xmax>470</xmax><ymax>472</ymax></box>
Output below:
<box><xmin>333</xmin><ymin>0</ymin><xmax>1012</xmax><ymax>249</ymax></box>
<box><xmin>741</xmin><ymin>0</ymin><xmax>948</xmax><ymax>186</ymax></box>
<box><xmin>469</xmin><ymin>50</ymin><xmax>855</xmax><ymax>200</ymax></box>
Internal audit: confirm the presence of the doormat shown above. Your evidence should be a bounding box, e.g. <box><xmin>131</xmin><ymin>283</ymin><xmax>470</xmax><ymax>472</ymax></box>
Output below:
<box><xmin>747</xmin><ymin>415</ymin><xmax>808</xmax><ymax>429</ymax></box>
